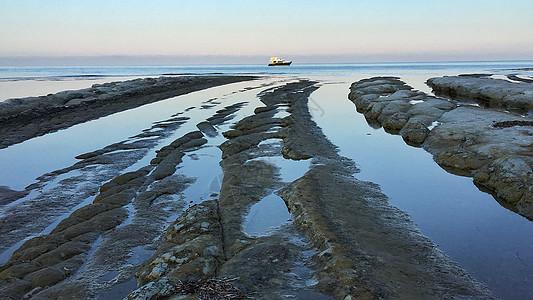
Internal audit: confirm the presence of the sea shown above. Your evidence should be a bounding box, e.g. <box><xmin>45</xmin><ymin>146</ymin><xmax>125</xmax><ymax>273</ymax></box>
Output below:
<box><xmin>1</xmin><ymin>61</ymin><xmax>533</xmax><ymax>101</ymax></box>
<box><xmin>1</xmin><ymin>61</ymin><xmax>533</xmax><ymax>299</ymax></box>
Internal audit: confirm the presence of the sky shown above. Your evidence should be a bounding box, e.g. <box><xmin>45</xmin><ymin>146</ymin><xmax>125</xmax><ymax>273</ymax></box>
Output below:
<box><xmin>1</xmin><ymin>0</ymin><xmax>533</xmax><ymax>65</ymax></box>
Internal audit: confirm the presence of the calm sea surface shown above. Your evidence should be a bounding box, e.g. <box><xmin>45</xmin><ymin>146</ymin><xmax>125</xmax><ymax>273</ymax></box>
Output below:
<box><xmin>2</xmin><ymin>61</ymin><xmax>533</xmax><ymax>80</ymax></box>
<box><xmin>2</xmin><ymin>61</ymin><xmax>532</xmax><ymax>101</ymax></box>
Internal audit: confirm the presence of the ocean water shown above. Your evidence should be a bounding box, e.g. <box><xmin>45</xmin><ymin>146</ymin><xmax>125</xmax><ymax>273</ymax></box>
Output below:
<box><xmin>2</xmin><ymin>61</ymin><xmax>533</xmax><ymax>80</ymax></box>
<box><xmin>2</xmin><ymin>61</ymin><xmax>532</xmax><ymax>102</ymax></box>
<box><xmin>1</xmin><ymin>61</ymin><xmax>533</xmax><ymax>299</ymax></box>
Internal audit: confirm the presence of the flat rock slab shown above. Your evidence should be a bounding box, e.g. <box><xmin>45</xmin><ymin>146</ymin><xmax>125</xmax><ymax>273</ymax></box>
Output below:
<box><xmin>427</xmin><ymin>75</ymin><xmax>533</xmax><ymax>112</ymax></box>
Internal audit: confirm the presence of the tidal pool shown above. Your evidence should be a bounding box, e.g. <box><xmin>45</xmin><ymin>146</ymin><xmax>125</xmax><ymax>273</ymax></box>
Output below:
<box><xmin>311</xmin><ymin>80</ymin><xmax>533</xmax><ymax>299</ymax></box>
<box><xmin>244</xmin><ymin>193</ymin><xmax>291</xmax><ymax>237</ymax></box>
<box><xmin>0</xmin><ymin>79</ymin><xmax>279</xmax><ymax>190</ymax></box>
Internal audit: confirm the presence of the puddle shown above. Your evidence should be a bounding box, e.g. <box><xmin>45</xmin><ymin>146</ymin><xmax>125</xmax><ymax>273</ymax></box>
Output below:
<box><xmin>116</xmin><ymin>203</ymin><xmax>135</xmax><ymax>229</ymax></box>
<box><xmin>282</xmin><ymin>233</ymin><xmax>335</xmax><ymax>299</ymax></box>
<box><xmin>74</xmin><ymin>236</ymin><xmax>103</xmax><ymax>277</ymax></box>
<box><xmin>96</xmin><ymin>278</ymin><xmax>138</xmax><ymax>300</ymax></box>
<box><xmin>243</xmin><ymin>194</ymin><xmax>291</xmax><ymax>237</ymax></box>
<box><xmin>310</xmin><ymin>81</ymin><xmax>533</xmax><ymax>299</ymax></box>
<box><xmin>427</xmin><ymin>121</ymin><xmax>440</xmax><ymax>130</ymax></box>
<box><xmin>127</xmin><ymin>246</ymin><xmax>156</xmax><ymax>266</ymax></box>
<box><xmin>273</xmin><ymin>109</ymin><xmax>291</xmax><ymax>119</ymax></box>
<box><xmin>179</xmin><ymin>144</ymin><xmax>224</xmax><ymax>208</ymax></box>
<box><xmin>250</xmin><ymin>154</ymin><xmax>311</xmax><ymax>183</ymax></box>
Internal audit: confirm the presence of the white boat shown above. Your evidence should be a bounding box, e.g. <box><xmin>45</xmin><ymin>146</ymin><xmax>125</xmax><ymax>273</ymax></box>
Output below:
<box><xmin>268</xmin><ymin>57</ymin><xmax>292</xmax><ymax>66</ymax></box>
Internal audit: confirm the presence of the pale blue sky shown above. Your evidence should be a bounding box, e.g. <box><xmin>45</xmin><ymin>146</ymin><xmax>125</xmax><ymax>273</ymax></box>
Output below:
<box><xmin>1</xmin><ymin>0</ymin><xmax>533</xmax><ymax>64</ymax></box>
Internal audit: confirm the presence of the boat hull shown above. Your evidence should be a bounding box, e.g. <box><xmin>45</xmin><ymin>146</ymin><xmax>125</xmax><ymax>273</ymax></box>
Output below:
<box><xmin>268</xmin><ymin>62</ymin><xmax>292</xmax><ymax>66</ymax></box>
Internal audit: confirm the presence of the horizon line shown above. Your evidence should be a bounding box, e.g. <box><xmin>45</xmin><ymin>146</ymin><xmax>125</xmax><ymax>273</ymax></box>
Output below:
<box><xmin>1</xmin><ymin>54</ymin><xmax>533</xmax><ymax>67</ymax></box>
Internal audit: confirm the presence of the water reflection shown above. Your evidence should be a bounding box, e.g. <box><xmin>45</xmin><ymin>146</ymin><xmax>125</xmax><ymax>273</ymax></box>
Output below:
<box><xmin>244</xmin><ymin>194</ymin><xmax>291</xmax><ymax>237</ymax></box>
<box><xmin>0</xmin><ymin>80</ymin><xmax>275</xmax><ymax>190</ymax></box>
<box><xmin>311</xmin><ymin>81</ymin><xmax>533</xmax><ymax>299</ymax></box>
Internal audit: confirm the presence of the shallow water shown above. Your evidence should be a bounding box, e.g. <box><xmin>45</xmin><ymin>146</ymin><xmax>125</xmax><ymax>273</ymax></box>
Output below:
<box><xmin>0</xmin><ymin>76</ymin><xmax>147</xmax><ymax>102</ymax></box>
<box><xmin>1</xmin><ymin>63</ymin><xmax>533</xmax><ymax>298</ymax></box>
<box><xmin>0</xmin><ymin>79</ymin><xmax>278</xmax><ymax>190</ymax></box>
<box><xmin>244</xmin><ymin>193</ymin><xmax>291</xmax><ymax>237</ymax></box>
<box><xmin>311</xmin><ymin>81</ymin><xmax>533</xmax><ymax>300</ymax></box>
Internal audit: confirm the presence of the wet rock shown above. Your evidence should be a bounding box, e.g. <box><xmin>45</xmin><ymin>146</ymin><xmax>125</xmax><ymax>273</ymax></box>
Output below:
<box><xmin>349</xmin><ymin>77</ymin><xmax>456</xmax><ymax>146</ymax></box>
<box><xmin>474</xmin><ymin>156</ymin><xmax>533</xmax><ymax>213</ymax></box>
<box><xmin>125</xmin><ymin>79</ymin><xmax>493</xmax><ymax>299</ymax></box>
<box><xmin>0</xmin><ymin>168</ymin><xmax>151</xmax><ymax>299</ymax></box>
<box><xmin>206</xmin><ymin>102</ymin><xmax>246</xmax><ymax>125</ymax></box>
<box><xmin>0</xmin><ymin>76</ymin><xmax>256</xmax><ymax>149</ymax></box>
<box><xmin>134</xmin><ymin>200</ymin><xmax>224</xmax><ymax>285</ymax></box>
<box><xmin>424</xmin><ymin>107</ymin><xmax>533</xmax><ymax>216</ymax></box>
<box><xmin>0</xmin><ymin>186</ymin><xmax>28</xmax><ymax>206</ymax></box>
<box><xmin>218</xmin><ymin>238</ymin><xmax>300</xmax><ymax>298</ymax></box>
<box><xmin>271</xmin><ymin>79</ymin><xmax>492</xmax><ymax>299</ymax></box>
<box><xmin>220</xmin><ymin>132</ymin><xmax>280</xmax><ymax>159</ymax></box>
<box><xmin>150</xmin><ymin>131</ymin><xmax>208</xmax><ymax>179</ymax></box>
<box><xmin>254</xmin><ymin>105</ymin><xmax>276</xmax><ymax>114</ymax></box>
<box><xmin>180</xmin><ymin>138</ymin><xmax>208</xmax><ymax>151</ymax></box>
<box><xmin>427</xmin><ymin>75</ymin><xmax>533</xmax><ymax>111</ymax></box>
<box><xmin>196</xmin><ymin>121</ymin><xmax>218</xmax><ymax>137</ymax></box>
<box><xmin>127</xmin><ymin>276</ymin><xmax>182</xmax><ymax>300</ymax></box>
<box><xmin>350</xmin><ymin>76</ymin><xmax>533</xmax><ymax>219</ymax></box>
<box><xmin>280</xmin><ymin>164</ymin><xmax>492</xmax><ymax>299</ymax></box>
<box><xmin>151</xmin><ymin>150</ymin><xmax>186</xmax><ymax>180</ymax></box>
<box><xmin>155</xmin><ymin>131</ymin><xmax>206</xmax><ymax>160</ymax></box>
<box><xmin>401</xmin><ymin>120</ymin><xmax>430</xmax><ymax>146</ymax></box>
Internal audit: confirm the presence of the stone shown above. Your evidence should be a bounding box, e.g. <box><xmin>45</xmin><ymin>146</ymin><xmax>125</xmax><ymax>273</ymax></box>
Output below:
<box><xmin>427</xmin><ymin>75</ymin><xmax>533</xmax><ymax>111</ymax></box>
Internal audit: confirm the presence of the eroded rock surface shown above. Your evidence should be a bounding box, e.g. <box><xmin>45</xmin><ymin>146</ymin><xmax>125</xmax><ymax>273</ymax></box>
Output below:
<box><xmin>128</xmin><ymin>80</ymin><xmax>492</xmax><ymax>299</ymax></box>
<box><xmin>1</xmin><ymin>78</ymin><xmax>496</xmax><ymax>299</ymax></box>
<box><xmin>348</xmin><ymin>77</ymin><xmax>456</xmax><ymax>146</ymax></box>
<box><xmin>427</xmin><ymin>75</ymin><xmax>533</xmax><ymax>112</ymax></box>
<box><xmin>350</xmin><ymin>76</ymin><xmax>533</xmax><ymax>220</ymax></box>
<box><xmin>0</xmin><ymin>122</ymin><xmax>219</xmax><ymax>298</ymax></box>
<box><xmin>128</xmin><ymin>80</ymin><xmax>328</xmax><ymax>299</ymax></box>
<box><xmin>426</xmin><ymin>107</ymin><xmax>533</xmax><ymax>217</ymax></box>
<box><xmin>0</xmin><ymin>168</ymin><xmax>150</xmax><ymax>298</ymax></box>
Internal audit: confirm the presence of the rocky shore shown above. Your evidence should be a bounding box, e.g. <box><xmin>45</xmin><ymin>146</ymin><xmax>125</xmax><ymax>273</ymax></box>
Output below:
<box><xmin>0</xmin><ymin>78</ymin><xmax>493</xmax><ymax>299</ymax></box>
<box><xmin>0</xmin><ymin>75</ymin><xmax>256</xmax><ymax>149</ymax></box>
<box><xmin>349</xmin><ymin>76</ymin><xmax>533</xmax><ymax>220</ymax></box>
<box><xmin>126</xmin><ymin>80</ymin><xmax>491</xmax><ymax>299</ymax></box>
<box><xmin>427</xmin><ymin>74</ymin><xmax>533</xmax><ymax>112</ymax></box>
